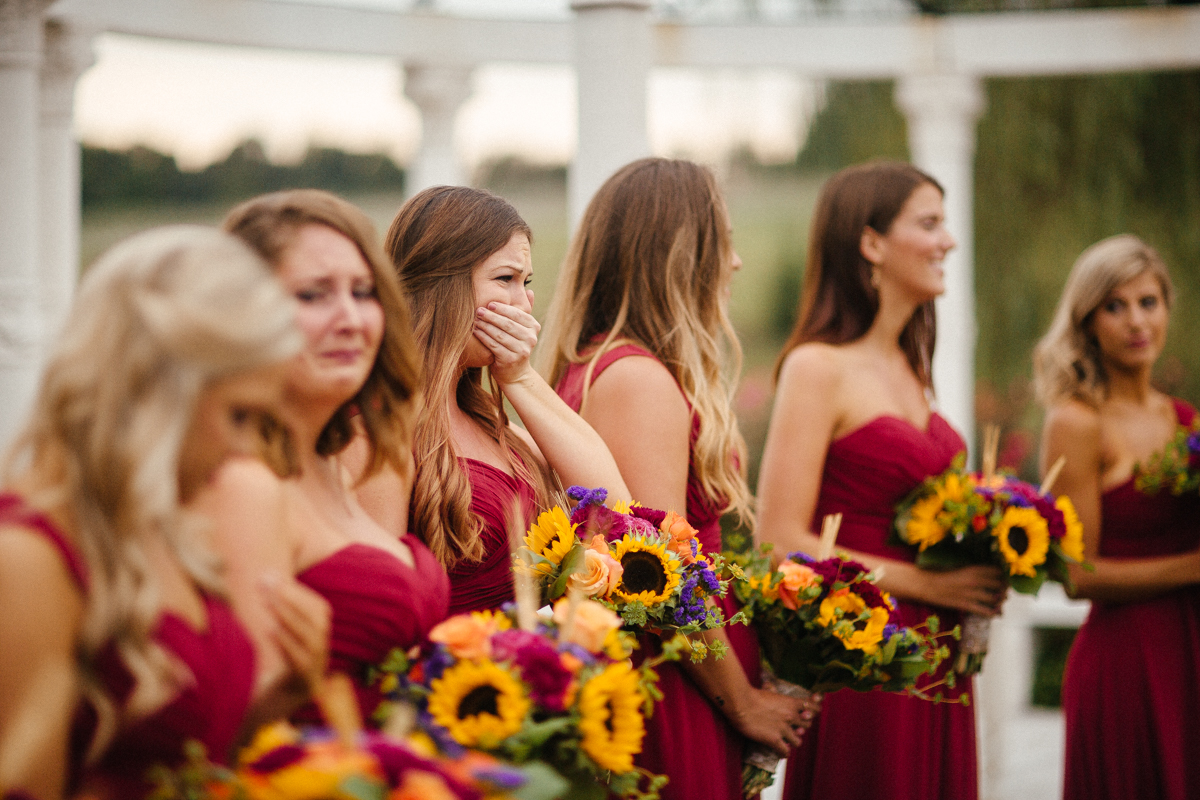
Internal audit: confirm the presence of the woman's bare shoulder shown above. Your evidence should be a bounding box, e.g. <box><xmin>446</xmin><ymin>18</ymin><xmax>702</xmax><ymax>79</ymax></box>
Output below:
<box><xmin>777</xmin><ymin>342</ymin><xmax>847</xmax><ymax>394</ymax></box>
<box><xmin>1044</xmin><ymin>398</ymin><xmax>1102</xmax><ymax>438</ymax></box>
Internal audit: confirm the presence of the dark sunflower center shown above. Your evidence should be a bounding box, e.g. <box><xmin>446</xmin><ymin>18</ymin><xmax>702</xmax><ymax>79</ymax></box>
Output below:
<box><xmin>1007</xmin><ymin>526</ymin><xmax>1029</xmax><ymax>556</ymax></box>
<box><xmin>620</xmin><ymin>550</ymin><xmax>668</xmax><ymax>595</ymax></box>
<box><xmin>458</xmin><ymin>685</ymin><xmax>501</xmax><ymax>719</ymax></box>
<box><xmin>605</xmin><ymin>700</ymin><xmax>616</xmax><ymax>734</ymax></box>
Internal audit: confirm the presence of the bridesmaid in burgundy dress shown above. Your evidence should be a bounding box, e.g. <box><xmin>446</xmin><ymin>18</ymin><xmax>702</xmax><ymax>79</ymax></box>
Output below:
<box><xmin>210</xmin><ymin>190</ymin><xmax>448</xmax><ymax>726</ymax></box>
<box><xmin>537</xmin><ymin>158</ymin><xmax>817</xmax><ymax>800</ymax></box>
<box><xmin>1034</xmin><ymin>235</ymin><xmax>1200</xmax><ymax>800</ymax></box>
<box><xmin>382</xmin><ymin>187</ymin><xmax>629</xmax><ymax>614</ymax></box>
<box><xmin>0</xmin><ymin>227</ymin><xmax>327</xmax><ymax>799</ymax></box>
<box><xmin>756</xmin><ymin>162</ymin><xmax>1007</xmax><ymax>800</ymax></box>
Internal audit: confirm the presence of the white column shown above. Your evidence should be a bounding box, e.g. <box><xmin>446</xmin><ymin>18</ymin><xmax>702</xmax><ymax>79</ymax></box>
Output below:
<box><xmin>0</xmin><ymin>0</ymin><xmax>51</xmax><ymax>451</ymax></box>
<box><xmin>403</xmin><ymin>63</ymin><xmax>472</xmax><ymax>194</ymax></box>
<box><xmin>568</xmin><ymin>0</ymin><xmax>652</xmax><ymax>228</ymax></box>
<box><xmin>39</xmin><ymin>18</ymin><xmax>93</xmax><ymax>342</ymax></box>
<box><xmin>895</xmin><ymin>73</ymin><xmax>984</xmax><ymax>456</ymax></box>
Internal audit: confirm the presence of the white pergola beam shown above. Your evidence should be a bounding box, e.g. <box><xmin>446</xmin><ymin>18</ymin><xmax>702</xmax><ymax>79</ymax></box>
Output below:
<box><xmin>48</xmin><ymin>1</ymin><xmax>1200</xmax><ymax>76</ymax></box>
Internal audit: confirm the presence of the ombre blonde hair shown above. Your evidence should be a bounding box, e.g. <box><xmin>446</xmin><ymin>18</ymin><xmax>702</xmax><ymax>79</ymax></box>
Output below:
<box><xmin>3</xmin><ymin>225</ymin><xmax>300</xmax><ymax>756</ymax></box>
<box><xmin>1034</xmin><ymin>234</ymin><xmax>1173</xmax><ymax>408</ymax></box>
<box><xmin>537</xmin><ymin>157</ymin><xmax>753</xmax><ymax>529</ymax></box>
<box><xmin>385</xmin><ymin>186</ymin><xmax>553</xmax><ymax>569</ymax></box>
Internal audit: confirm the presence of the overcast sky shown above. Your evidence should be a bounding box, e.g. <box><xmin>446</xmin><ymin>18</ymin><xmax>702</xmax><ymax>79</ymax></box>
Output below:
<box><xmin>74</xmin><ymin>26</ymin><xmax>818</xmax><ymax>171</ymax></box>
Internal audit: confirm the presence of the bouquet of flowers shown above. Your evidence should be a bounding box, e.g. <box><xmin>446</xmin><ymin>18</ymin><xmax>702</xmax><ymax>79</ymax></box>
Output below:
<box><xmin>890</xmin><ymin>438</ymin><xmax>1086</xmax><ymax>673</ymax></box>
<box><xmin>376</xmin><ymin>600</ymin><xmax>670</xmax><ymax>800</ymax></box>
<box><xmin>514</xmin><ymin>486</ymin><xmax>736</xmax><ymax>660</ymax></box>
<box><xmin>730</xmin><ymin>518</ymin><xmax>953</xmax><ymax>798</ymax></box>
<box><xmin>1136</xmin><ymin>416</ymin><xmax>1200</xmax><ymax>496</ymax></box>
<box><xmin>148</xmin><ymin>675</ymin><xmax>550</xmax><ymax>800</ymax></box>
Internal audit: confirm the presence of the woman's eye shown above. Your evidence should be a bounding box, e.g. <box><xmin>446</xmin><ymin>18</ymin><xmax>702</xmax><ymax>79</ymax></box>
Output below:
<box><xmin>353</xmin><ymin>285</ymin><xmax>377</xmax><ymax>300</ymax></box>
<box><xmin>1140</xmin><ymin>296</ymin><xmax>1158</xmax><ymax>310</ymax></box>
<box><xmin>295</xmin><ymin>289</ymin><xmax>324</xmax><ymax>303</ymax></box>
<box><xmin>523</xmin><ymin>276</ymin><xmax>534</xmax><ymax>288</ymax></box>
<box><xmin>230</xmin><ymin>408</ymin><xmax>252</xmax><ymax>427</ymax></box>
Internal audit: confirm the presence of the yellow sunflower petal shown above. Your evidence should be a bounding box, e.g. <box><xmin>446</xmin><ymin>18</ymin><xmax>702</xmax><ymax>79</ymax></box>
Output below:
<box><xmin>427</xmin><ymin>660</ymin><xmax>530</xmax><ymax>748</ymax></box>
<box><xmin>994</xmin><ymin>506</ymin><xmax>1050</xmax><ymax>578</ymax></box>
<box><xmin>577</xmin><ymin>661</ymin><xmax>645</xmax><ymax>774</ymax></box>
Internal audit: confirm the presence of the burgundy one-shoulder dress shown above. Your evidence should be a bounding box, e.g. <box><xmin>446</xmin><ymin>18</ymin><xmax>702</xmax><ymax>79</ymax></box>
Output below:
<box><xmin>1062</xmin><ymin>399</ymin><xmax>1200</xmax><ymax>800</ymax></box>
<box><xmin>0</xmin><ymin>493</ymin><xmax>256</xmax><ymax>800</ymax></box>
<box><xmin>557</xmin><ymin>343</ymin><xmax>762</xmax><ymax>800</ymax></box>
<box><xmin>296</xmin><ymin>536</ymin><xmax>450</xmax><ymax>725</ymax></box>
<box><xmin>445</xmin><ymin>459</ymin><xmax>537</xmax><ymax>615</ymax></box>
<box><xmin>782</xmin><ymin>415</ymin><xmax>977</xmax><ymax>800</ymax></box>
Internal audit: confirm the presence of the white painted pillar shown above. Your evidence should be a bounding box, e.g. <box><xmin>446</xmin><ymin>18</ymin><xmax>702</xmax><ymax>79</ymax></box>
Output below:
<box><xmin>403</xmin><ymin>63</ymin><xmax>472</xmax><ymax>194</ymax></box>
<box><xmin>0</xmin><ymin>0</ymin><xmax>51</xmax><ymax>452</ymax></box>
<box><xmin>895</xmin><ymin>73</ymin><xmax>984</xmax><ymax>455</ymax></box>
<box><xmin>39</xmin><ymin>18</ymin><xmax>93</xmax><ymax>342</ymax></box>
<box><xmin>568</xmin><ymin>0</ymin><xmax>652</xmax><ymax>228</ymax></box>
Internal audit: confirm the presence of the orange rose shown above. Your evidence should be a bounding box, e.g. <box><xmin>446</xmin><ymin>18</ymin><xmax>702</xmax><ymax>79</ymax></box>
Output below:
<box><xmin>553</xmin><ymin>598</ymin><xmax>622</xmax><ymax>654</ymax></box>
<box><xmin>428</xmin><ymin>611</ymin><xmax>507</xmax><ymax>660</ymax></box>
<box><xmin>661</xmin><ymin>510</ymin><xmax>700</xmax><ymax>565</ymax></box>
<box><xmin>776</xmin><ymin>560</ymin><xmax>818</xmax><ymax>611</ymax></box>
<box><xmin>569</xmin><ymin>547</ymin><xmax>624</xmax><ymax>598</ymax></box>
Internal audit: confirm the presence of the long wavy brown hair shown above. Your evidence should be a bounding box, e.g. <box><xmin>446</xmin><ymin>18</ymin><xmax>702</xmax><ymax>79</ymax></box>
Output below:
<box><xmin>385</xmin><ymin>186</ymin><xmax>552</xmax><ymax>568</ymax></box>
<box><xmin>537</xmin><ymin>157</ymin><xmax>753</xmax><ymax>529</ymax></box>
<box><xmin>775</xmin><ymin>160</ymin><xmax>943</xmax><ymax>387</ymax></box>
<box><xmin>224</xmin><ymin>189</ymin><xmax>421</xmax><ymax>482</ymax></box>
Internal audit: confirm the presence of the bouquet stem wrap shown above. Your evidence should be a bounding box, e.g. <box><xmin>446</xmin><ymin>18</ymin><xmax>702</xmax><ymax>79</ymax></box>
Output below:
<box><xmin>955</xmin><ymin>613</ymin><xmax>991</xmax><ymax>674</ymax></box>
<box><xmin>741</xmin><ymin>672</ymin><xmax>813</xmax><ymax>798</ymax></box>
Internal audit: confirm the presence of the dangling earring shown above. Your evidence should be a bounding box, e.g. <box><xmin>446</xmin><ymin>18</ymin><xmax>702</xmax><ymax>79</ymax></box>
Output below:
<box><xmin>870</xmin><ymin>266</ymin><xmax>881</xmax><ymax>290</ymax></box>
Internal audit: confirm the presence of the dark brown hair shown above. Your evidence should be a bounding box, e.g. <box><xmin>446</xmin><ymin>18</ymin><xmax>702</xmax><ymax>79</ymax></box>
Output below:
<box><xmin>775</xmin><ymin>160</ymin><xmax>943</xmax><ymax>386</ymax></box>
<box><xmin>385</xmin><ymin>185</ymin><xmax>550</xmax><ymax>568</ymax></box>
<box><xmin>224</xmin><ymin>189</ymin><xmax>421</xmax><ymax>481</ymax></box>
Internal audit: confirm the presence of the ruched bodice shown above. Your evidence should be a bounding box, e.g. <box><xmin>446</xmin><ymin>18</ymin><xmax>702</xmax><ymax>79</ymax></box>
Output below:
<box><xmin>446</xmin><ymin>459</ymin><xmax>537</xmax><ymax>615</ymax></box>
<box><xmin>297</xmin><ymin>537</ymin><xmax>449</xmax><ymax>722</ymax></box>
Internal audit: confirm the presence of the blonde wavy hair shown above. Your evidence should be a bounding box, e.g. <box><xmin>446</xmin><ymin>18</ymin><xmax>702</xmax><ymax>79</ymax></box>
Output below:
<box><xmin>1034</xmin><ymin>234</ymin><xmax>1173</xmax><ymax>408</ymax></box>
<box><xmin>537</xmin><ymin>157</ymin><xmax>753</xmax><ymax>529</ymax></box>
<box><xmin>385</xmin><ymin>186</ymin><xmax>552</xmax><ymax>569</ymax></box>
<box><xmin>3</xmin><ymin>225</ymin><xmax>300</xmax><ymax>756</ymax></box>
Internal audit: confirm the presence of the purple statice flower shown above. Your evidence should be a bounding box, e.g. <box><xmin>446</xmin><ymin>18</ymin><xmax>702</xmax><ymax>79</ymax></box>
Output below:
<box><xmin>568</xmin><ymin>485</ymin><xmax>608</xmax><ymax>509</ymax></box>
<box><xmin>491</xmin><ymin>629</ymin><xmax>573</xmax><ymax>711</ymax></box>
<box><xmin>557</xmin><ymin>640</ymin><xmax>599</xmax><ymax>667</ymax></box>
<box><xmin>882</xmin><ymin>623</ymin><xmax>898</xmax><ymax>641</ymax></box>
<box><xmin>471</xmin><ymin>764</ymin><xmax>528</xmax><ymax>790</ymax></box>
<box><xmin>422</xmin><ymin>644</ymin><xmax>454</xmax><ymax>682</ymax></box>
<box><xmin>419</xmin><ymin>709</ymin><xmax>466</xmax><ymax>757</ymax></box>
<box><xmin>673</xmin><ymin>572</ymin><xmax>709</xmax><ymax>626</ymax></box>
<box><xmin>787</xmin><ymin>550</ymin><xmax>815</xmax><ymax>564</ymax></box>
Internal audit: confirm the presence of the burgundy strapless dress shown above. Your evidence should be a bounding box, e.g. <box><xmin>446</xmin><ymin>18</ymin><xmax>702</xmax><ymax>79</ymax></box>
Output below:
<box><xmin>782</xmin><ymin>414</ymin><xmax>977</xmax><ymax>800</ymax></box>
<box><xmin>296</xmin><ymin>537</ymin><xmax>450</xmax><ymax>724</ymax></box>
<box><xmin>557</xmin><ymin>343</ymin><xmax>762</xmax><ymax>800</ymax></box>
<box><xmin>446</xmin><ymin>459</ymin><xmax>537</xmax><ymax>615</ymax></box>
<box><xmin>1062</xmin><ymin>399</ymin><xmax>1200</xmax><ymax>800</ymax></box>
<box><xmin>0</xmin><ymin>493</ymin><xmax>256</xmax><ymax>800</ymax></box>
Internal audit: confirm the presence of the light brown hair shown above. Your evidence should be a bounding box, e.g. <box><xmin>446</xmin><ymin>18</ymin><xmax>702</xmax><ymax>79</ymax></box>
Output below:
<box><xmin>385</xmin><ymin>185</ymin><xmax>551</xmax><ymax>568</ymax></box>
<box><xmin>224</xmin><ymin>189</ymin><xmax>421</xmax><ymax>482</ymax></box>
<box><xmin>537</xmin><ymin>157</ymin><xmax>753</xmax><ymax>528</ymax></box>
<box><xmin>1034</xmin><ymin>234</ymin><xmax>1173</xmax><ymax>407</ymax></box>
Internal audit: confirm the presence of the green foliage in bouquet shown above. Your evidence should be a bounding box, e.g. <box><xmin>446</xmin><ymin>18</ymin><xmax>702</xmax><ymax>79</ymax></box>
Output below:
<box><xmin>1135</xmin><ymin>419</ymin><xmax>1200</xmax><ymax>496</ymax></box>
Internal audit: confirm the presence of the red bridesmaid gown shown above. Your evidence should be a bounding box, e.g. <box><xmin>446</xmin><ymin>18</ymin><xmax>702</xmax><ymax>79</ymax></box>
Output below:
<box><xmin>296</xmin><ymin>535</ymin><xmax>450</xmax><ymax>725</ymax></box>
<box><xmin>782</xmin><ymin>414</ymin><xmax>978</xmax><ymax>800</ymax></box>
<box><xmin>0</xmin><ymin>493</ymin><xmax>256</xmax><ymax>800</ymax></box>
<box><xmin>557</xmin><ymin>343</ymin><xmax>761</xmax><ymax>800</ymax></box>
<box><xmin>445</xmin><ymin>458</ymin><xmax>537</xmax><ymax>615</ymax></box>
<box><xmin>1062</xmin><ymin>398</ymin><xmax>1200</xmax><ymax>800</ymax></box>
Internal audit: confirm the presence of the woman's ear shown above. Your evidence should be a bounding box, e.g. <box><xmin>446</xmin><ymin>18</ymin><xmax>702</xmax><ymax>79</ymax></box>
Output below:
<box><xmin>860</xmin><ymin>226</ymin><xmax>884</xmax><ymax>266</ymax></box>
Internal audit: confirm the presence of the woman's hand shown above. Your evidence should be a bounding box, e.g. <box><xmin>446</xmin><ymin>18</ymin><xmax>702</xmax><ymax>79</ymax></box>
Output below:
<box><xmin>726</xmin><ymin>685</ymin><xmax>815</xmax><ymax>756</ymax></box>
<box><xmin>920</xmin><ymin>564</ymin><xmax>1008</xmax><ymax>616</ymax></box>
<box><xmin>259</xmin><ymin>573</ymin><xmax>331</xmax><ymax>693</ymax></box>
<box><xmin>474</xmin><ymin>298</ymin><xmax>539</xmax><ymax>386</ymax></box>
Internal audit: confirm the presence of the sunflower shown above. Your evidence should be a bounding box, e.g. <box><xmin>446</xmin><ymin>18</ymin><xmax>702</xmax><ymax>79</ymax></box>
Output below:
<box><xmin>610</xmin><ymin>536</ymin><xmax>681</xmax><ymax>605</ymax></box>
<box><xmin>1056</xmin><ymin>496</ymin><xmax>1085</xmax><ymax>562</ymax></box>
<box><xmin>905</xmin><ymin>493</ymin><xmax>948</xmax><ymax>551</ymax></box>
<box><xmin>994</xmin><ymin>506</ymin><xmax>1050</xmax><ymax>577</ymax></box>
<box><xmin>524</xmin><ymin>507</ymin><xmax>577</xmax><ymax>575</ymax></box>
<box><xmin>815</xmin><ymin>588</ymin><xmax>888</xmax><ymax>655</ymax></box>
<box><xmin>577</xmin><ymin>661</ymin><xmax>645</xmax><ymax>774</ymax></box>
<box><xmin>427</xmin><ymin>660</ymin><xmax>530</xmax><ymax>747</ymax></box>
